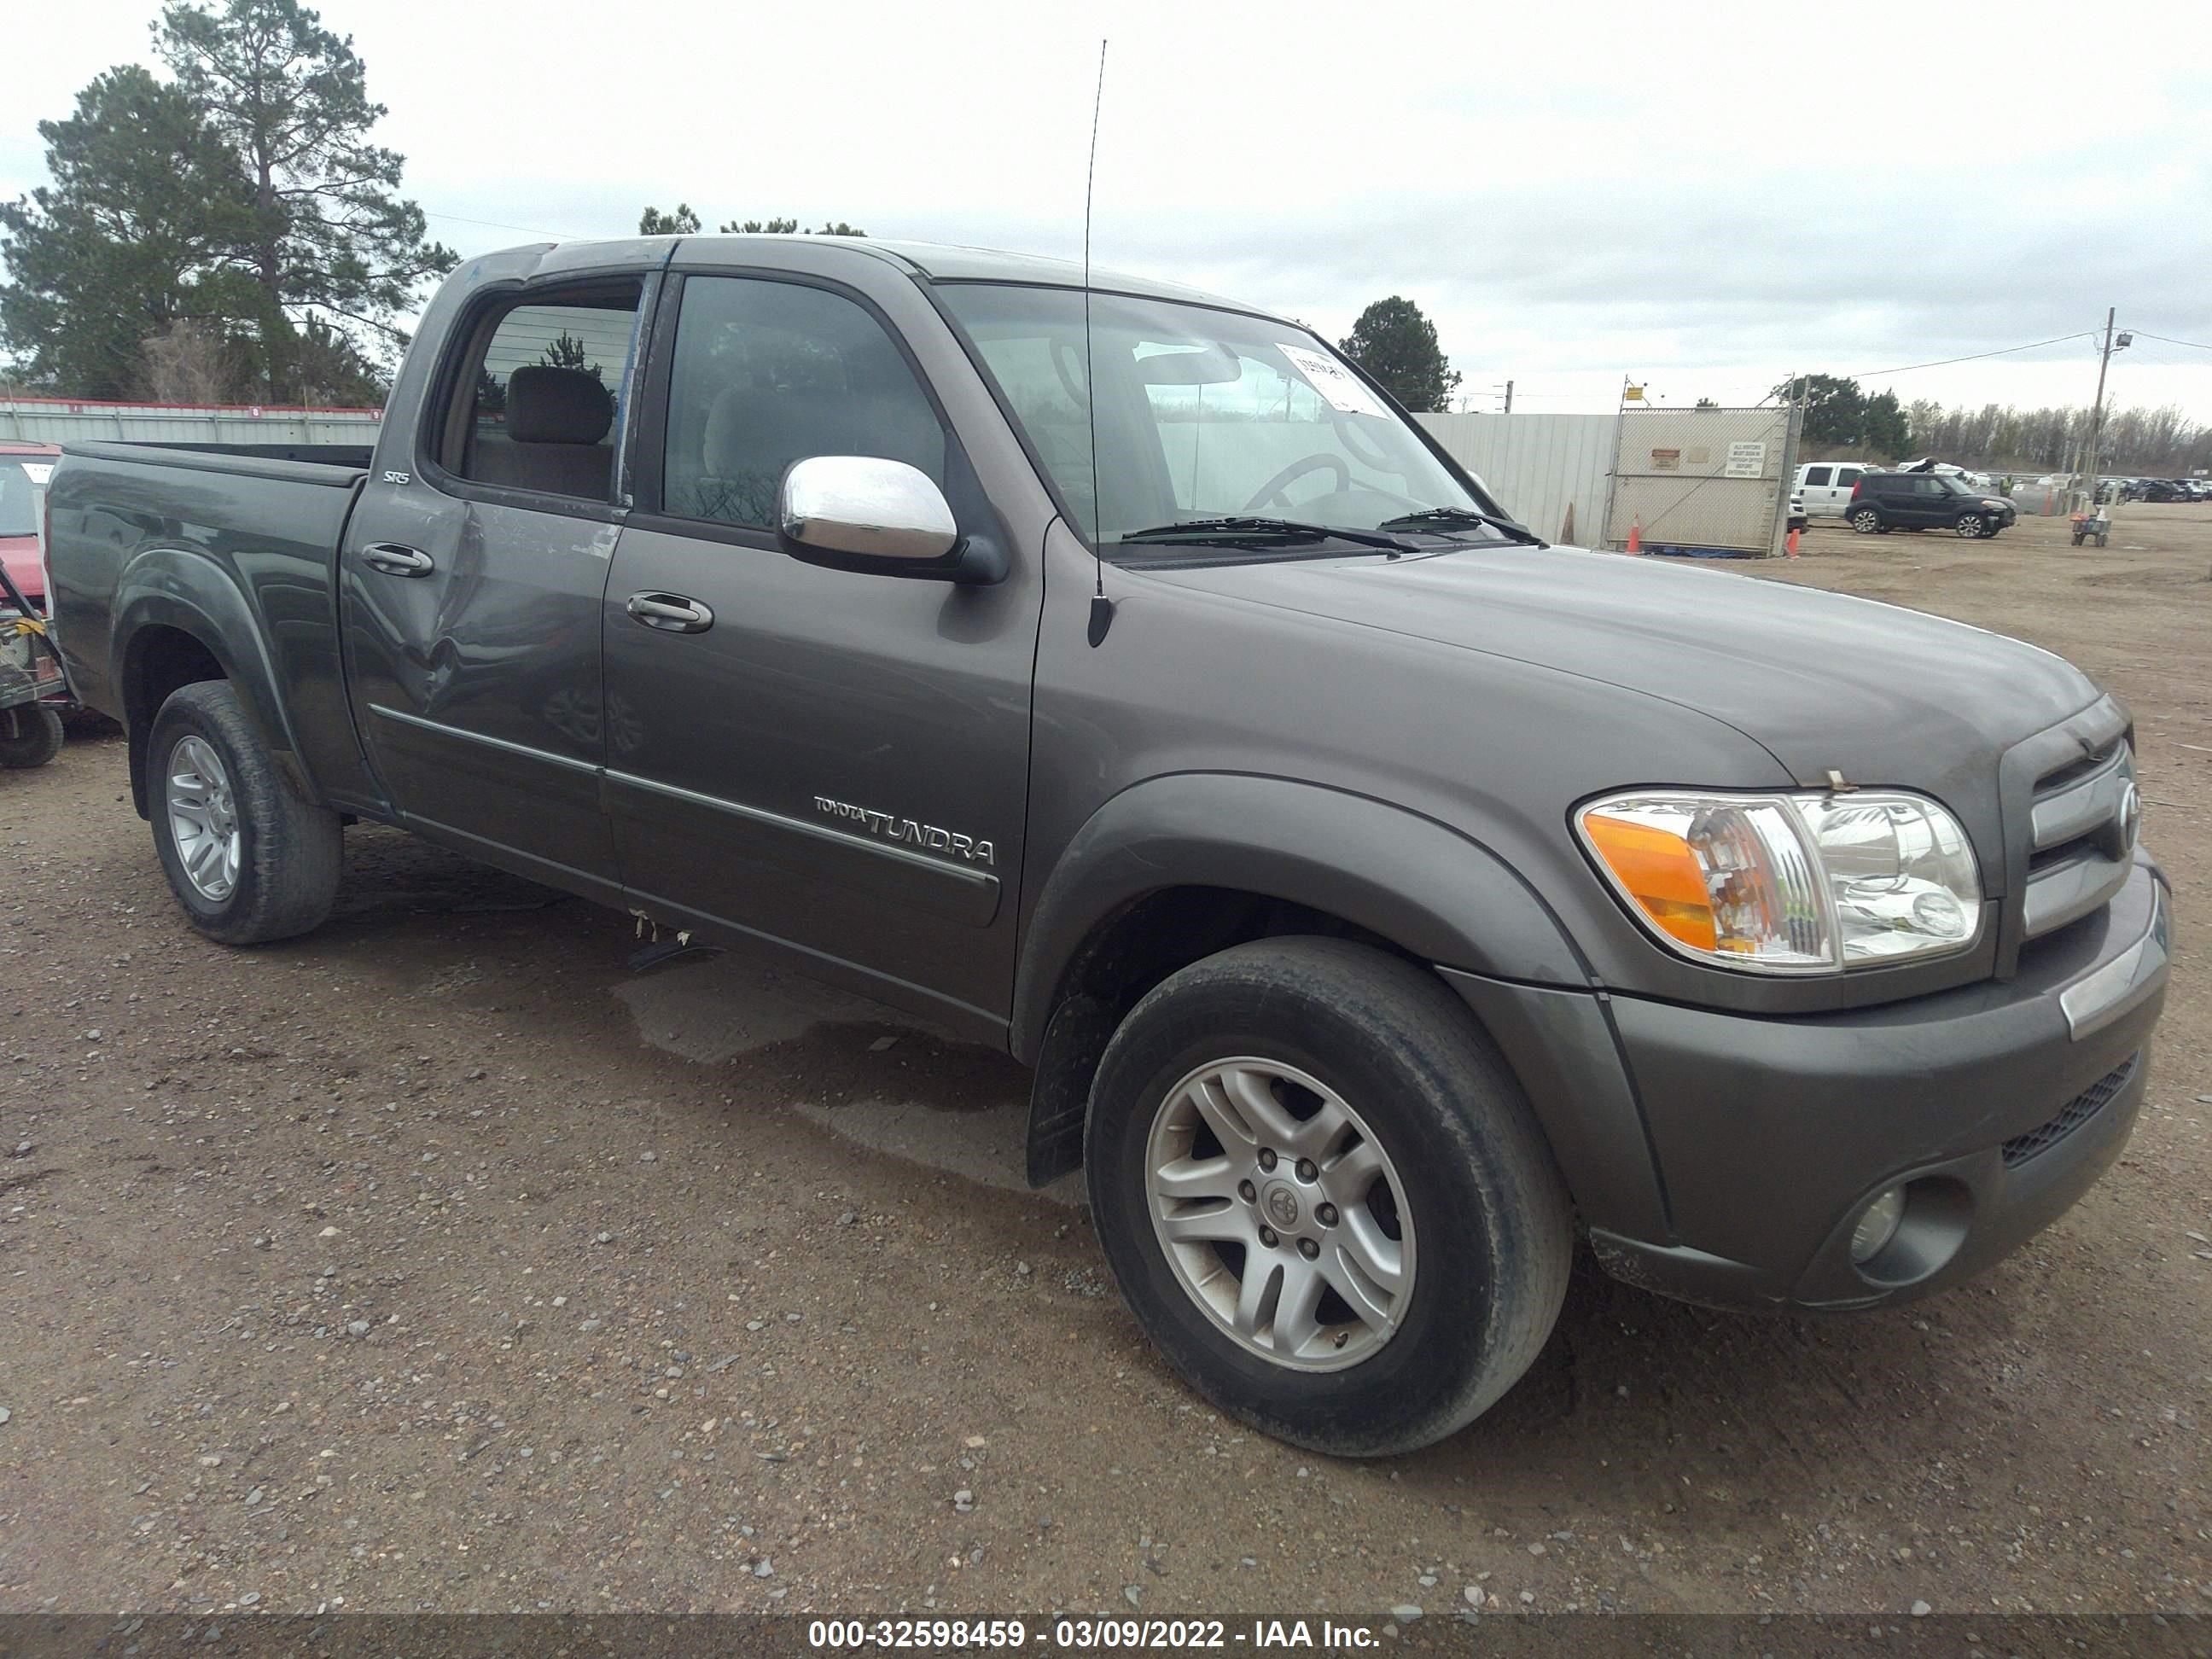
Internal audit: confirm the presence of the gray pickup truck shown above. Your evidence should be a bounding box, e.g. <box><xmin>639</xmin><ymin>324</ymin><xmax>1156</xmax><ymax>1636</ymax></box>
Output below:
<box><xmin>47</xmin><ymin>236</ymin><xmax>2171</xmax><ymax>1455</ymax></box>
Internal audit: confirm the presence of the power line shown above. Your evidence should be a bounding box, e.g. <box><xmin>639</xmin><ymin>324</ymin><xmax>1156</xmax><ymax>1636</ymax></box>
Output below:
<box><xmin>422</xmin><ymin>207</ymin><xmax>579</xmax><ymax>241</ymax></box>
<box><xmin>2129</xmin><ymin>329</ymin><xmax>2212</xmax><ymax>353</ymax></box>
<box><xmin>1848</xmin><ymin>331</ymin><xmax>2101</xmax><ymax>381</ymax></box>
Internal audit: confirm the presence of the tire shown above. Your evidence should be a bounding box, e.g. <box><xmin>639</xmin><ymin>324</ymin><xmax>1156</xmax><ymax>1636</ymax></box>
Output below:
<box><xmin>1955</xmin><ymin>513</ymin><xmax>1988</xmax><ymax>538</ymax></box>
<box><xmin>1849</xmin><ymin>508</ymin><xmax>1883</xmax><ymax>534</ymax></box>
<box><xmin>1084</xmin><ymin>937</ymin><xmax>1573</xmax><ymax>1457</ymax></box>
<box><xmin>0</xmin><ymin>704</ymin><xmax>64</xmax><ymax>769</ymax></box>
<box><xmin>148</xmin><ymin>681</ymin><xmax>342</xmax><ymax>945</ymax></box>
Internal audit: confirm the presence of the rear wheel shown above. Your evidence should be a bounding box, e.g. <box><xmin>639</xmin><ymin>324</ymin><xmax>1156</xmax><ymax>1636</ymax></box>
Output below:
<box><xmin>148</xmin><ymin>681</ymin><xmax>342</xmax><ymax>944</ymax></box>
<box><xmin>0</xmin><ymin>704</ymin><xmax>64</xmax><ymax>769</ymax></box>
<box><xmin>1085</xmin><ymin>937</ymin><xmax>1573</xmax><ymax>1457</ymax></box>
<box><xmin>1850</xmin><ymin>507</ymin><xmax>1882</xmax><ymax>534</ymax></box>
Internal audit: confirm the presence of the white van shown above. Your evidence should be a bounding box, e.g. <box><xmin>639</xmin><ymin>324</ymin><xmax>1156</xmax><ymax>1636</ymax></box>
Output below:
<box><xmin>1795</xmin><ymin>462</ymin><xmax>1870</xmax><ymax>518</ymax></box>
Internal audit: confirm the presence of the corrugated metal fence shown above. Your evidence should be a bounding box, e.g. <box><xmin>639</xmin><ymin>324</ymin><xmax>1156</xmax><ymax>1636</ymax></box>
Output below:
<box><xmin>0</xmin><ymin>396</ymin><xmax>382</xmax><ymax>447</ymax></box>
<box><xmin>1417</xmin><ymin>411</ymin><xmax>1620</xmax><ymax>544</ymax></box>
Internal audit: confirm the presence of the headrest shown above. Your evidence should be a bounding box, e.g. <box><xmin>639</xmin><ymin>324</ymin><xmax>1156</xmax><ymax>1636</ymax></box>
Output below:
<box><xmin>702</xmin><ymin>381</ymin><xmax>853</xmax><ymax>477</ymax></box>
<box><xmin>506</xmin><ymin>364</ymin><xmax>614</xmax><ymax>445</ymax></box>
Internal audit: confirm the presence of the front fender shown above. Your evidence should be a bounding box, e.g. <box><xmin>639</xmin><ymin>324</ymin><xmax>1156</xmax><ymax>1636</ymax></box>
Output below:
<box><xmin>1010</xmin><ymin>771</ymin><xmax>1593</xmax><ymax>1062</ymax></box>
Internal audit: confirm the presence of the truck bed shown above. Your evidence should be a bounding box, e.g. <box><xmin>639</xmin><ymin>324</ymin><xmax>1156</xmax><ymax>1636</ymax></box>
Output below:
<box><xmin>45</xmin><ymin>439</ymin><xmax>373</xmax><ymax>801</ymax></box>
<box><xmin>63</xmin><ymin>439</ymin><xmax>374</xmax><ymax>484</ymax></box>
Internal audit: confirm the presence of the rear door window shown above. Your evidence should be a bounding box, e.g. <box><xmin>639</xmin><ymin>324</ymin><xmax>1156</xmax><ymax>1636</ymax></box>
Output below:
<box><xmin>447</xmin><ymin>289</ymin><xmax>643</xmax><ymax>503</ymax></box>
<box><xmin>1802</xmin><ymin>465</ymin><xmax>1831</xmax><ymax>487</ymax></box>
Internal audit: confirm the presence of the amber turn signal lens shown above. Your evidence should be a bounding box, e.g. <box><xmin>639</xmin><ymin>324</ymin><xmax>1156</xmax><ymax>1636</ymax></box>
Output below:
<box><xmin>1579</xmin><ymin>812</ymin><xmax>1717</xmax><ymax>952</ymax></box>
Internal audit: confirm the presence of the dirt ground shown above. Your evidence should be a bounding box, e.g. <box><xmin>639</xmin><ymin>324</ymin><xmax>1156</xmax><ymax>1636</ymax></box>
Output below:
<box><xmin>0</xmin><ymin>504</ymin><xmax>2206</xmax><ymax>1623</ymax></box>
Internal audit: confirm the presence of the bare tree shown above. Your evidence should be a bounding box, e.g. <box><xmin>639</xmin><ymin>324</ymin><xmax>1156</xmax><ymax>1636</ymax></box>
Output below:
<box><xmin>138</xmin><ymin>319</ymin><xmax>244</xmax><ymax>403</ymax></box>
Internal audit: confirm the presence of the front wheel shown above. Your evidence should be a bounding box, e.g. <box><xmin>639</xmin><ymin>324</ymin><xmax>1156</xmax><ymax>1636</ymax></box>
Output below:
<box><xmin>1849</xmin><ymin>508</ymin><xmax>1883</xmax><ymax>534</ymax></box>
<box><xmin>1085</xmin><ymin>937</ymin><xmax>1573</xmax><ymax>1457</ymax></box>
<box><xmin>1956</xmin><ymin>513</ymin><xmax>1988</xmax><ymax>538</ymax></box>
<box><xmin>148</xmin><ymin>681</ymin><xmax>343</xmax><ymax>944</ymax></box>
<box><xmin>0</xmin><ymin>704</ymin><xmax>64</xmax><ymax>769</ymax></box>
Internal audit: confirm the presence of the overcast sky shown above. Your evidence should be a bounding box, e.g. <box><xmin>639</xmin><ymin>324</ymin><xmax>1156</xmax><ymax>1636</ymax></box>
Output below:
<box><xmin>9</xmin><ymin>0</ymin><xmax>2211</xmax><ymax>420</ymax></box>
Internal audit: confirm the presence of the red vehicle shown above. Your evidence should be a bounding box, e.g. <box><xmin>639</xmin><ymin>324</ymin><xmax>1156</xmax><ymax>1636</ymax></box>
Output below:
<box><xmin>0</xmin><ymin>442</ymin><xmax>60</xmax><ymax>612</ymax></box>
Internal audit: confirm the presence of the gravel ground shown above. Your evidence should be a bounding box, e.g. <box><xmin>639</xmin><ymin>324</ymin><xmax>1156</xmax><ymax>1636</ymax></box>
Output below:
<box><xmin>0</xmin><ymin>503</ymin><xmax>2206</xmax><ymax>1621</ymax></box>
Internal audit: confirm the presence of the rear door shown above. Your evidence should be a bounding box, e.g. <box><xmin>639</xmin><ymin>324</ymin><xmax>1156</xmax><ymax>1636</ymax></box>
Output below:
<box><xmin>339</xmin><ymin>276</ymin><xmax>650</xmax><ymax>899</ymax></box>
<box><xmin>1798</xmin><ymin>463</ymin><xmax>1833</xmax><ymax>516</ymax></box>
<box><xmin>599</xmin><ymin>260</ymin><xmax>1044</xmax><ymax>1035</ymax></box>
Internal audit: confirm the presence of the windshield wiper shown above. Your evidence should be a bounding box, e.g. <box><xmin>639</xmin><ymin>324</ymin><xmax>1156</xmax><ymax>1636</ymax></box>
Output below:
<box><xmin>1115</xmin><ymin>515</ymin><xmax>1420</xmax><ymax>555</ymax></box>
<box><xmin>1376</xmin><ymin>506</ymin><xmax>1547</xmax><ymax>546</ymax></box>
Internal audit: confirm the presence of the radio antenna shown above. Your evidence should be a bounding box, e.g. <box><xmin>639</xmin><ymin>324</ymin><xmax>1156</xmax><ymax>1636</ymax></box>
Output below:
<box><xmin>1083</xmin><ymin>38</ymin><xmax>1114</xmax><ymax>649</ymax></box>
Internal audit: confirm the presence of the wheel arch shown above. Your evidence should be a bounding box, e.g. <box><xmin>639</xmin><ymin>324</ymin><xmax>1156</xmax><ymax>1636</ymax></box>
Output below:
<box><xmin>1013</xmin><ymin>773</ymin><xmax>1595</xmax><ymax>1186</ymax></box>
<box><xmin>115</xmin><ymin>569</ymin><xmax>308</xmax><ymax>820</ymax></box>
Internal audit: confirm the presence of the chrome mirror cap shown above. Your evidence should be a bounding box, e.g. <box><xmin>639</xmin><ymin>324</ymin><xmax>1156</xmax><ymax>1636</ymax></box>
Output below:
<box><xmin>780</xmin><ymin>456</ymin><xmax>958</xmax><ymax>562</ymax></box>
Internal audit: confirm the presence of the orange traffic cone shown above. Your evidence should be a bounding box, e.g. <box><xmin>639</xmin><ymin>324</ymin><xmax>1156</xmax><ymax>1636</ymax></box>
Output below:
<box><xmin>1786</xmin><ymin>526</ymin><xmax>1801</xmax><ymax>558</ymax></box>
<box><xmin>1626</xmin><ymin>515</ymin><xmax>1643</xmax><ymax>555</ymax></box>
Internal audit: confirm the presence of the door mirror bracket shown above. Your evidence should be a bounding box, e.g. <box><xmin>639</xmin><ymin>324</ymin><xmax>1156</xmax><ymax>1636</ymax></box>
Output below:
<box><xmin>778</xmin><ymin>456</ymin><xmax>1003</xmax><ymax>585</ymax></box>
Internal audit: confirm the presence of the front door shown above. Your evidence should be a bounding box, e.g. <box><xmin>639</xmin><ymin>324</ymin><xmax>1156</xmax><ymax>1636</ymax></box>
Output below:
<box><xmin>601</xmin><ymin>270</ymin><xmax>1042</xmax><ymax>1034</ymax></box>
<box><xmin>340</xmin><ymin>279</ymin><xmax>646</xmax><ymax>897</ymax></box>
<box><xmin>1827</xmin><ymin>465</ymin><xmax>1862</xmax><ymax>515</ymax></box>
<box><xmin>1900</xmin><ymin>474</ymin><xmax>1949</xmax><ymax>527</ymax></box>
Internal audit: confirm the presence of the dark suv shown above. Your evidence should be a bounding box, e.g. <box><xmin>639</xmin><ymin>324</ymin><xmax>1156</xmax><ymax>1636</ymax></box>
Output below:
<box><xmin>1848</xmin><ymin>472</ymin><xmax>2017</xmax><ymax>538</ymax></box>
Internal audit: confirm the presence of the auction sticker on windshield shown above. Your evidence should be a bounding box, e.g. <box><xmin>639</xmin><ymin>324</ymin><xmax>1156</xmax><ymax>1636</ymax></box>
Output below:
<box><xmin>1278</xmin><ymin>344</ymin><xmax>1391</xmax><ymax>420</ymax></box>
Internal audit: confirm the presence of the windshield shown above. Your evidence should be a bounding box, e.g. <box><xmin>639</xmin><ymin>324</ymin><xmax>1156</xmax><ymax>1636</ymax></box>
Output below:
<box><xmin>0</xmin><ymin>459</ymin><xmax>50</xmax><ymax>538</ymax></box>
<box><xmin>936</xmin><ymin>284</ymin><xmax>1493</xmax><ymax>555</ymax></box>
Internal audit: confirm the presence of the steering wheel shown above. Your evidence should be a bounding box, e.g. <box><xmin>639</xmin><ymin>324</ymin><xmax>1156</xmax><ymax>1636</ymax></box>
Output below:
<box><xmin>1243</xmin><ymin>453</ymin><xmax>1351</xmax><ymax>513</ymax></box>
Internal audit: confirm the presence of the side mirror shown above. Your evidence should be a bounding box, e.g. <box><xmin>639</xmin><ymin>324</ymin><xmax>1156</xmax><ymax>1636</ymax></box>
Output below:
<box><xmin>780</xmin><ymin>455</ymin><xmax>958</xmax><ymax>567</ymax></box>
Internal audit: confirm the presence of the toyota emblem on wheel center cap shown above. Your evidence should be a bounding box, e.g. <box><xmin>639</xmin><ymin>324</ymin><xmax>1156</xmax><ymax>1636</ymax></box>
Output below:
<box><xmin>1264</xmin><ymin>1183</ymin><xmax>1302</xmax><ymax>1231</ymax></box>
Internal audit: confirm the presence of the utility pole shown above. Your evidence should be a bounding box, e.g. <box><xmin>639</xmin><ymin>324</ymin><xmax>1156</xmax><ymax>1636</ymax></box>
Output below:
<box><xmin>1502</xmin><ymin>378</ymin><xmax>1514</xmax><ymax>415</ymax></box>
<box><xmin>2080</xmin><ymin>307</ymin><xmax>2132</xmax><ymax>509</ymax></box>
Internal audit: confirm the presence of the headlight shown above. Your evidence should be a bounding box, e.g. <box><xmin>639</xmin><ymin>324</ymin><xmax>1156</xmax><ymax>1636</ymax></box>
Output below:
<box><xmin>1576</xmin><ymin>789</ymin><xmax>1982</xmax><ymax>974</ymax></box>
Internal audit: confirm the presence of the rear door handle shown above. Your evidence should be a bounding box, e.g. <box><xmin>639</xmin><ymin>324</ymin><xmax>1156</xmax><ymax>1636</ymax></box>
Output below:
<box><xmin>362</xmin><ymin>543</ymin><xmax>434</xmax><ymax>577</ymax></box>
<box><xmin>626</xmin><ymin>592</ymin><xmax>714</xmax><ymax>633</ymax></box>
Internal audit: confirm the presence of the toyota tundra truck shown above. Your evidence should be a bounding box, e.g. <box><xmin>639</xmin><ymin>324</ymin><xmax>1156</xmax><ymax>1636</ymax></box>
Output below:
<box><xmin>44</xmin><ymin>236</ymin><xmax>2172</xmax><ymax>1456</ymax></box>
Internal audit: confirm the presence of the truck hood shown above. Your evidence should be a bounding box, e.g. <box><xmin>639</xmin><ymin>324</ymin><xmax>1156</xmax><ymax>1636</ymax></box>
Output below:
<box><xmin>1139</xmin><ymin>542</ymin><xmax>2101</xmax><ymax>792</ymax></box>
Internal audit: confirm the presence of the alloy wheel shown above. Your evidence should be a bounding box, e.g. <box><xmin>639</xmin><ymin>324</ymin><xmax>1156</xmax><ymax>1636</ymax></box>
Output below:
<box><xmin>167</xmin><ymin>734</ymin><xmax>242</xmax><ymax>901</ymax></box>
<box><xmin>1144</xmin><ymin>1058</ymin><xmax>1416</xmax><ymax>1371</ymax></box>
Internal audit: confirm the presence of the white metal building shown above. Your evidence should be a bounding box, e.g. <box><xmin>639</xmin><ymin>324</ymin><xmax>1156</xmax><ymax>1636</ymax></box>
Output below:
<box><xmin>1416</xmin><ymin>411</ymin><xmax>1619</xmax><ymax>544</ymax></box>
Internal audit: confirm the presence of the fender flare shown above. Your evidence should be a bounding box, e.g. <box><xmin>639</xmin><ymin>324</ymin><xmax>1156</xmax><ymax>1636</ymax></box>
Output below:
<box><xmin>1010</xmin><ymin>771</ymin><xmax>1592</xmax><ymax>1063</ymax></box>
<box><xmin>113</xmin><ymin>552</ymin><xmax>313</xmax><ymax>814</ymax></box>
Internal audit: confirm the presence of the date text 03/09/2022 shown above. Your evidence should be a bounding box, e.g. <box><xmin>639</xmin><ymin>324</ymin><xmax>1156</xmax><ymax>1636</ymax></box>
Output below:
<box><xmin>805</xmin><ymin>1617</ymin><xmax>1386</xmax><ymax>1650</ymax></box>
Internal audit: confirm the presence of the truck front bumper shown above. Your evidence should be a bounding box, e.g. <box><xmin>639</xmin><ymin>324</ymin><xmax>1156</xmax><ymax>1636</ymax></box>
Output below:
<box><xmin>1446</xmin><ymin>854</ymin><xmax>2170</xmax><ymax>1313</ymax></box>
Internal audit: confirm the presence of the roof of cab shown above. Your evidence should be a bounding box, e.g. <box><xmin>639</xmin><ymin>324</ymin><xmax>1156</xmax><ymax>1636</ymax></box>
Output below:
<box><xmin>639</xmin><ymin>234</ymin><xmax>1265</xmax><ymax>314</ymax></box>
<box><xmin>486</xmin><ymin>235</ymin><xmax>1278</xmax><ymax>318</ymax></box>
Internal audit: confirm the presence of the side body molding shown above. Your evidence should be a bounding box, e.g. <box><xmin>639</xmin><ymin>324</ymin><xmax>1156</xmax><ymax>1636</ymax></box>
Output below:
<box><xmin>1010</xmin><ymin>771</ymin><xmax>1595</xmax><ymax>1064</ymax></box>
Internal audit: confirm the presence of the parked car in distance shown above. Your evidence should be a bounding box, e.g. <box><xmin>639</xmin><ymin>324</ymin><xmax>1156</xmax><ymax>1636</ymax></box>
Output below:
<box><xmin>1787</xmin><ymin>487</ymin><xmax>1807</xmax><ymax>535</ymax></box>
<box><xmin>1848</xmin><ymin>471</ymin><xmax>2018</xmax><ymax>537</ymax></box>
<box><xmin>0</xmin><ymin>442</ymin><xmax>60</xmax><ymax>614</ymax></box>
<box><xmin>1794</xmin><ymin>461</ymin><xmax>1869</xmax><ymax>517</ymax></box>
<box><xmin>44</xmin><ymin>234</ymin><xmax>2171</xmax><ymax>1456</ymax></box>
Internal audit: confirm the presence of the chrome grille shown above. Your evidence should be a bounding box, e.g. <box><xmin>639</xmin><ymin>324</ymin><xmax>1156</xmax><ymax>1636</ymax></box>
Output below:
<box><xmin>2020</xmin><ymin>740</ymin><xmax>2135</xmax><ymax>942</ymax></box>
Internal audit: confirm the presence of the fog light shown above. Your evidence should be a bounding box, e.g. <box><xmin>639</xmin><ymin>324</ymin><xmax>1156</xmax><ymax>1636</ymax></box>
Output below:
<box><xmin>1851</xmin><ymin>1186</ymin><xmax>1906</xmax><ymax>1264</ymax></box>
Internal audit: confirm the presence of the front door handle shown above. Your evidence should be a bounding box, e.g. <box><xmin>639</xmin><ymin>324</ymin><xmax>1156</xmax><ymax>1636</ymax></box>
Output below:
<box><xmin>626</xmin><ymin>592</ymin><xmax>714</xmax><ymax>633</ymax></box>
<box><xmin>362</xmin><ymin>543</ymin><xmax>434</xmax><ymax>577</ymax></box>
